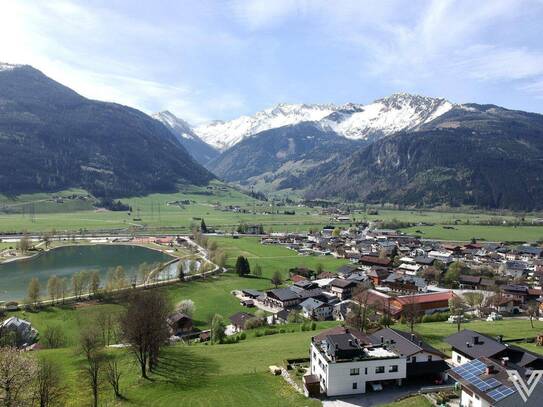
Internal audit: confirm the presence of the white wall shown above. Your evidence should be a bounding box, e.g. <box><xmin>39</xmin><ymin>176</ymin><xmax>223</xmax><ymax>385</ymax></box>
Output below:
<box><xmin>451</xmin><ymin>350</ymin><xmax>471</xmax><ymax>367</ymax></box>
<box><xmin>461</xmin><ymin>389</ymin><xmax>490</xmax><ymax>407</ymax></box>
<box><xmin>310</xmin><ymin>343</ymin><xmax>406</xmax><ymax>397</ymax></box>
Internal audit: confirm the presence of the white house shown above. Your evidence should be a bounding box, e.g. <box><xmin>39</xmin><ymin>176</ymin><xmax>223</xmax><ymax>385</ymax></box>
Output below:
<box><xmin>309</xmin><ymin>328</ymin><xmax>406</xmax><ymax>396</ymax></box>
<box><xmin>300</xmin><ymin>298</ymin><xmax>333</xmax><ymax>320</ymax></box>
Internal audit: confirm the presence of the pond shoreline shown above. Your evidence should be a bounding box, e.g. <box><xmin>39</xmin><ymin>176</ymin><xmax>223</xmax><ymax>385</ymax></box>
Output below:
<box><xmin>0</xmin><ymin>241</ymin><xmax>178</xmax><ymax>266</ymax></box>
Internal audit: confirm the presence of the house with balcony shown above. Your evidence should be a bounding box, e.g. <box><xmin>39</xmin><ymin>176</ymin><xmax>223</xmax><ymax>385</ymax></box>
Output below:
<box><xmin>307</xmin><ymin>327</ymin><xmax>406</xmax><ymax>396</ymax></box>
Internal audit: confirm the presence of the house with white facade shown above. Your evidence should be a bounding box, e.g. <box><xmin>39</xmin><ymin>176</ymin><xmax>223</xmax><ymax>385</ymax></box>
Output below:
<box><xmin>308</xmin><ymin>327</ymin><xmax>406</xmax><ymax>396</ymax></box>
<box><xmin>300</xmin><ymin>298</ymin><xmax>333</xmax><ymax>320</ymax></box>
<box><xmin>448</xmin><ymin>357</ymin><xmax>543</xmax><ymax>407</ymax></box>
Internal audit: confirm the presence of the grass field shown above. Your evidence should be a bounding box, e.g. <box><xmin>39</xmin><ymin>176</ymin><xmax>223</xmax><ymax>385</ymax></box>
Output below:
<box><xmin>382</xmin><ymin>396</ymin><xmax>432</xmax><ymax>407</ymax></box>
<box><xmin>0</xmin><ymin>183</ymin><xmax>347</xmax><ymax>234</ymax></box>
<box><xmin>401</xmin><ymin>224</ymin><xmax>543</xmax><ymax>242</ymax></box>
<box><xmin>36</xmin><ymin>326</ymin><xmax>328</xmax><ymax>407</ymax></box>
<box><xmin>400</xmin><ymin>319</ymin><xmax>543</xmax><ymax>356</ymax></box>
<box><xmin>3</xmin><ymin>185</ymin><xmax>543</xmax><ymax>241</ymax></box>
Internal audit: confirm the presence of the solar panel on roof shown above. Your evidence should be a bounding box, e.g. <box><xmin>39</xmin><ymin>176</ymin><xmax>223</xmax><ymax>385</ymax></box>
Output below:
<box><xmin>488</xmin><ymin>385</ymin><xmax>515</xmax><ymax>402</ymax></box>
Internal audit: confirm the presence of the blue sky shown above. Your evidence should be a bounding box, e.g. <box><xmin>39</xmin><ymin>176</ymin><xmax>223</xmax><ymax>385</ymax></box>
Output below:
<box><xmin>2</xmin><ymin>0</ymin><xmax>543</xmax><ymax>123</ymax></box>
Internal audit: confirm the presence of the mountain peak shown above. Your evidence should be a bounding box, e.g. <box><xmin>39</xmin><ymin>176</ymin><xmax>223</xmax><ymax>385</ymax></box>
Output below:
<box><xmin>0</xmin><ymin>62</ymin><xmax>24</xmax><ymax>72</ymax></box>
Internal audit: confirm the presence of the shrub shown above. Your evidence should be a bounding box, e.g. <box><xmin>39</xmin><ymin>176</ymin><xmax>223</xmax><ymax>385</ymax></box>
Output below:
<box><xmin>264</xmin><ymin>329</ymin><xmax>278</xmax><ymax>336</ymax></box>
<box><xmin>255</xmin><ymin>331</ymin><xmax>263</xmax><ymax>337</ymax></box>
<box><xmin>310</xmin><ymin>322</ymin><xmax>316</xmax><ymax>331</ymax></box>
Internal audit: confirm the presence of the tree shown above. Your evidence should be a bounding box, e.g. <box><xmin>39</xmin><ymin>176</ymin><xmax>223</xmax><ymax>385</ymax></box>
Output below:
<box><xmin>119</xmin><ymin>291</ymin><xmax>171</xmax><ymax>378</ymax></box>
<box><xmin>527</xmin><ymin>301</ymin><xmax>539</xmax><ymax>329</ymax></box>
<box><xmin>271</xmin><ymin>271</ymin><xmax>283</xmax><ymax>288</ymax></box>
<box><xmin>79</xmin><ymin>327</ymin><xmax>103</xmax><ymax>407</ymax></box>
<box><xmin>444</xmin><ymin>261</ymin><xmax>464</xmax><ymax>287</ymax></box>
<box><xmin>235</xmin><ymin>256</ymin><xmax>250</xmax><ymax>277</ymax></box>
<box><xmin>210</xmin><ymin>314</ymin><xmax>226</xmax><ymax>343</ymax></box>
<box><xmin>41</xmin><ymin>325</ymin><xmax>66</xmax><ymax>349</ymax></box>
<box><xmin>35</xmin><ymin>357</ymin><xmax>65</xmax><ymax>407</ymax></box>
<box><xmin>449</xmin><ymin>295</ymin><xmax>467</xmax><ymax>332</ymax></box>
<box><xmin>348</xmin><ymin>286</ymin><xmax>375</xmax><ymax>333</ymax></box>
<box><xmin>212</xmin><ymin>251</ymin><xmax>226</xmax><ymax>269</ymax></box>
<box><xmin>17</xmin><ymin>234</ymin><xmax>32</xmax><ymax>255</ymax></box>
<box><xmin>176</xmin><ymin>299</ymin><xmax>195</xmax><ymax>318</ymax></box>
<box><xmin>96</xmin><ymin>310</ymin><xmax>118</xmax><ymax>347</ymax></box>
<box><xmin>316</xmin><ymin>263</ymin><xmax>324</xmax><ymax>275</ymax></box>
<box><xmin>252</xmin><ymin>263</ymin><xmax>263</xmax><ymax>278</ymax></box>
<box><xmin>72</xmin><ymin>273</ymin><xmax>83</xmax><ymax>299</ymax></box>
<box><xmin>27</xmin><ymin>277</ymin><xmax>41</xmax><ymax>307</ymax></box>
<box><xmin>176</xmin><ymin>261</ymin><xmax>185</xmax><ymax>281</ymax></box>
<box><xmin>89</xmin><ymin>271</ymin><xmax>100</xmax><ymax>297</ymax></box>
<box><xmin>463</xmin><ymin>292</ymin><xmax>484</xmax><ymax>317</ymax></box>
<box><xmin>59</xmin><ymin>278</ymin><xmax>68</xmax><ymax>304</ymax></box>
<box><xmin>47</xmin><ymin>275</ymin><xmax>60</xmax><ymax>305</ymax></box>
<box><xmin>200</xmin><ymin>218</ymin><xmax>208</xmax><ymax>233</ymax></box>
<box><xmin>402</xmin><ymin>291</ymin><xmax>421</xmax><ymax>333</ymax></box>
<box><xmin>0</xmin><ymin>347</ymin><xmax>36</xmax><ymax>407</ymax></box>
<box><xmin>42</xmin><ymin>232</ymin><xmax>52</xmax><ymax>250</ymax></box>
<box><xmin>105</xmin><ymin>358</ymin><xmax>123</xmax><ymax>399</ymax></box>
<box><xmin>287</xmin><ymin>309</ymin><xmax>303</xmax><ymax>323</ymax></box>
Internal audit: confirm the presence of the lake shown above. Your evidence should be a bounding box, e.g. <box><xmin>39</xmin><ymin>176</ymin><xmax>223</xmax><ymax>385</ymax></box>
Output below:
<box><xmin>0</xmin><ymin>244</ymin><xmax>174</xmax><ymax>302</ymax></box>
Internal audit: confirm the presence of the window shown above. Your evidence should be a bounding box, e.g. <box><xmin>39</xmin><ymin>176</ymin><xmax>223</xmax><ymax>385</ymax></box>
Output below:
<box><xmin>350</xmin><ymin>368</ymin><xmax>360</xmax><ymax>376</ymax></box>
<box><xmin>375</xmin><ymin>366</ymin><xmax>385</xmax><ymax>374</ymax></box>
<box><xmin>389</xmin><ymin>365</ymin><xmax>398</xmax><ymax>372</ymax></box>
<box><xmin>457</xmin><ymin>355</ymin><xmax>462</xmax><ymax>363</ymax></box>
<box><xmin>352</xmin><ymin>382</ymin><xmax>357</xmax><ymax>390</ymax></box>
<box><xmin>411</xmin><ymin>356</ymin><xmax>416</xmax><ymax>363</ymax></box>
<box><xmin>427</xmin><ymin>355</ymin><xmax>432</xmax><ymax>362</ymax></box>
<box><xmin>364</xmin><ymin>368</ymin><xmax>368</xmax><ymax>375</ymax></box>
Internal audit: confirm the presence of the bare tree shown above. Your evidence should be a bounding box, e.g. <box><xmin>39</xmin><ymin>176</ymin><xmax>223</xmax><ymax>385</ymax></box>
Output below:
<box><xmin>348</xmin><ymin>285</ymin><xmax>374</xmax><ymax>333</ymax></box>
<box><xmin>41</xmin><ymin>325</ymin><xmax>66</xmax><ymax>349</ymax></box>
<box><xmin>0</xmin><ymin>347</ymin><xmax>37</xmax><ymax>407</ymax></box>
<box><xmin>449</xmin><ymin>295</ymin><xmax>467</xmax><ymax>332</ymax></box>
<box><xmin>27</xmin><ymin>277</ymin><xmax>41</xmax><ymax>308</ymax></box>
<box><xmin>47</xmin><ymin>276</ymin><xmax>60</xmax><ymax>305</ymax></box>
<box><xmin>402</xmin><ymin>291</ymin><xmax>421</xmax><ymax>333</ymax></box>
<box><xmin>105</xmin><ymin>358</ymin><xmax>122</xmax><ymax>399</ymax></box>
<box><xmin>527</xmin><ymin>301</ymin><xmax>539</xmax><ymax>329</ymax></box>
<box><xmin>463</xmin><ymin>292</ymin><xmax>484</xmax><ymax>317</ymax></box>
<box><xmin>119</xmin><ymin>291</ymin><xmax>171</xmax><ymax>378</ymax></box>
<box><xmin>79</xmin><ymin>327</ymin><xmax>103</xmax><ymax>407</ymax></box>
<box><xmin>89</xmin><ymin>271</ymin><xmax>100</xmax><ymax>297</ymax></box>
<box><xmin>35</xmin><ymin>357</ymin><xmax>65</xmax><ymax>407</ymax></box>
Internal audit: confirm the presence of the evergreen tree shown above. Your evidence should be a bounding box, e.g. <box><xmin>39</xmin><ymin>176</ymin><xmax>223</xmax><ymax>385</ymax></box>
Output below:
<box><xmin>200</xmin><ymin>218</ymin><xmax>208</xmax><ymax>233</ymax></box>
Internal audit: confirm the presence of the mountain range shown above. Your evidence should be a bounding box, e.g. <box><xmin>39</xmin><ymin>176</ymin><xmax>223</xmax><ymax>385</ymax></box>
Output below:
<box><xmin>2</xmin><ymin>62</ymin><xmax>543</xmax><ymax>210</ymax></box>
<box><xmin>160</xmin><ymin>94</ymin><xmax>543</xmax><ymax>210</ymax></box>
<box><xmin>0</xmin><ymin>63</ymin><xmax>213</xmax><ymax>197</ymax></box>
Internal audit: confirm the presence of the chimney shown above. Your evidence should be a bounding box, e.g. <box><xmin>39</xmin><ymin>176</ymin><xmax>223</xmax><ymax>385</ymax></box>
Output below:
<box><xmin>411</xmin><ymin>334</ymin><xmax>416</xmax><ymax>342</ymax></box>
<box><xmin>466</xmin><ymin>341</ymin><xmax>472</xmax><ymax>348</ymax></box>
<box><xmin>348</xmin><ymin>339</ymin><xmax>353</xmax><ymax>346</ymax></box>
<box><xmin>497</xmin><ymin>335</ymin><xmax>503</xmax><ymax>343</ymax></box>
<box><xmin>486</xmin><ymin>365</ymin><xmax>495</xmax><ymax>375</ymax></box>
<box><xmin>380</xmin><ymin>336</ymin><xmax>384</xmax><ymax>344</ymax></box>
<box><xmin>501</xmin><ymin>357</ymin><xmax>509</xmax><ymax>367</ymax></box>
<box><xmin>473</xmin><ymin>336</ymin><xmax>479</xmax><ymax>345</ymax></box>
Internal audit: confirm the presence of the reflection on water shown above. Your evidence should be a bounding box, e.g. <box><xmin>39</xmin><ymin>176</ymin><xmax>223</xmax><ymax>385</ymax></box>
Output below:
<box><xmin>0</xmin><ymin>245</ymin><xmax>173</xmax><ymax>302</ymax></box>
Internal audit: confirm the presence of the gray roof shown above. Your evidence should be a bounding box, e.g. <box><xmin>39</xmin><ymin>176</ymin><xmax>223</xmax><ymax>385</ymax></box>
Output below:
<box><xmin>267</xmin><ymin>288</ymin><xmax>300</xmax><ymax>301</ymax></box>
<box><xmin>444</xmin><ymin>330</ymin><xmax>506</xmax><ymax>359</ymax></box>
<box><xmin>300</xmin><ymin>297</ymin><xmax>327</xmax><ymax>311</ymax></box>
<box><xmin>370</xmin><ymin>327</ymin><xmax>446</xmax><ymax>358</ymax></box>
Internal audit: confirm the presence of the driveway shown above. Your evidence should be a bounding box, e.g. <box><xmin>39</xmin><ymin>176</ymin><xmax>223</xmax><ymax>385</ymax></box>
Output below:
<box><xmin>322</xmin><ymin>384</ymin><xmax>422</xmax><ymax>407</ymax></box>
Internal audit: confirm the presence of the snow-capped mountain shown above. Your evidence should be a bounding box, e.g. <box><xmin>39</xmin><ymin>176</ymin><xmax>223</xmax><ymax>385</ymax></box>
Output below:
<box><xmin>194</xmin><ymin>94</ymin><xmax>453</xmax><ymax>151</ymax></box>
<box><xmin>319</xmin><ymin>93</ymin><xmax>453</xmax><ymax>140</ymax></box>
<box><xmin>153</xmin><ymin>111</ymin><xmax>219</xmax><ymax>165</ymax></box>
<box><xmin>194</xmin><ymin>103</ymin><xmax>338</xmax><ymax>151</ymax></box>
<box><xmin>0</xmin><ymin>62</ymin><xmax>22</xmax><ymax>72</ymax></box>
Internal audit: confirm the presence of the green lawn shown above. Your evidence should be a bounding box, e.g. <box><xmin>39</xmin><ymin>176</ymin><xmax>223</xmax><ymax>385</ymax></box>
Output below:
<box><xmin>397</xmin><ymin>319</ymin><xmax>543</xmax><ymax>356</ymax></box>
<box><xmin>400</xmin><ymin>224</ymin><xmax>543</xmax><ymax>242</ymax></box>
<box><xmin>36</xmin><ymin>323</ymin><xmax>331</xmax><ymax>407</ymax></box>
<box><xmin>0</xmin><ymin>183</ymin><xmax>345</xmax><ymax>234</ymax></box>
<box><xmin>382</xmin><ymin>395</ymin><xmax>432</xmax><ymax>407</ymax></box>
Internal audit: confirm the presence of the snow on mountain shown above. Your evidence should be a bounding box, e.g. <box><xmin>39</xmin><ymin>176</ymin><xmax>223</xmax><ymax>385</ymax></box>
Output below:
<box><xmin>194</xmin><ymin>103</ymin><xmax>337</xmax><ymax>151</ymax></box>
<box><xmin>153</xmin><ymin>111</ymin><xmax>198</xmax><ymax>140</ymax></box>
<box><xmin>319</xmin><ymin>93</ymin><xmax>453</xmax><ymax>140</ymax></box>
<box><xmin>0</xmin><ymin>62</ymin><xmax>23</xmax><ymax>72</ymax></box>
<box><xmin>194</xmin><ymin>94</ymin><xmax>453</xmax><ymax>151</ymax></box>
